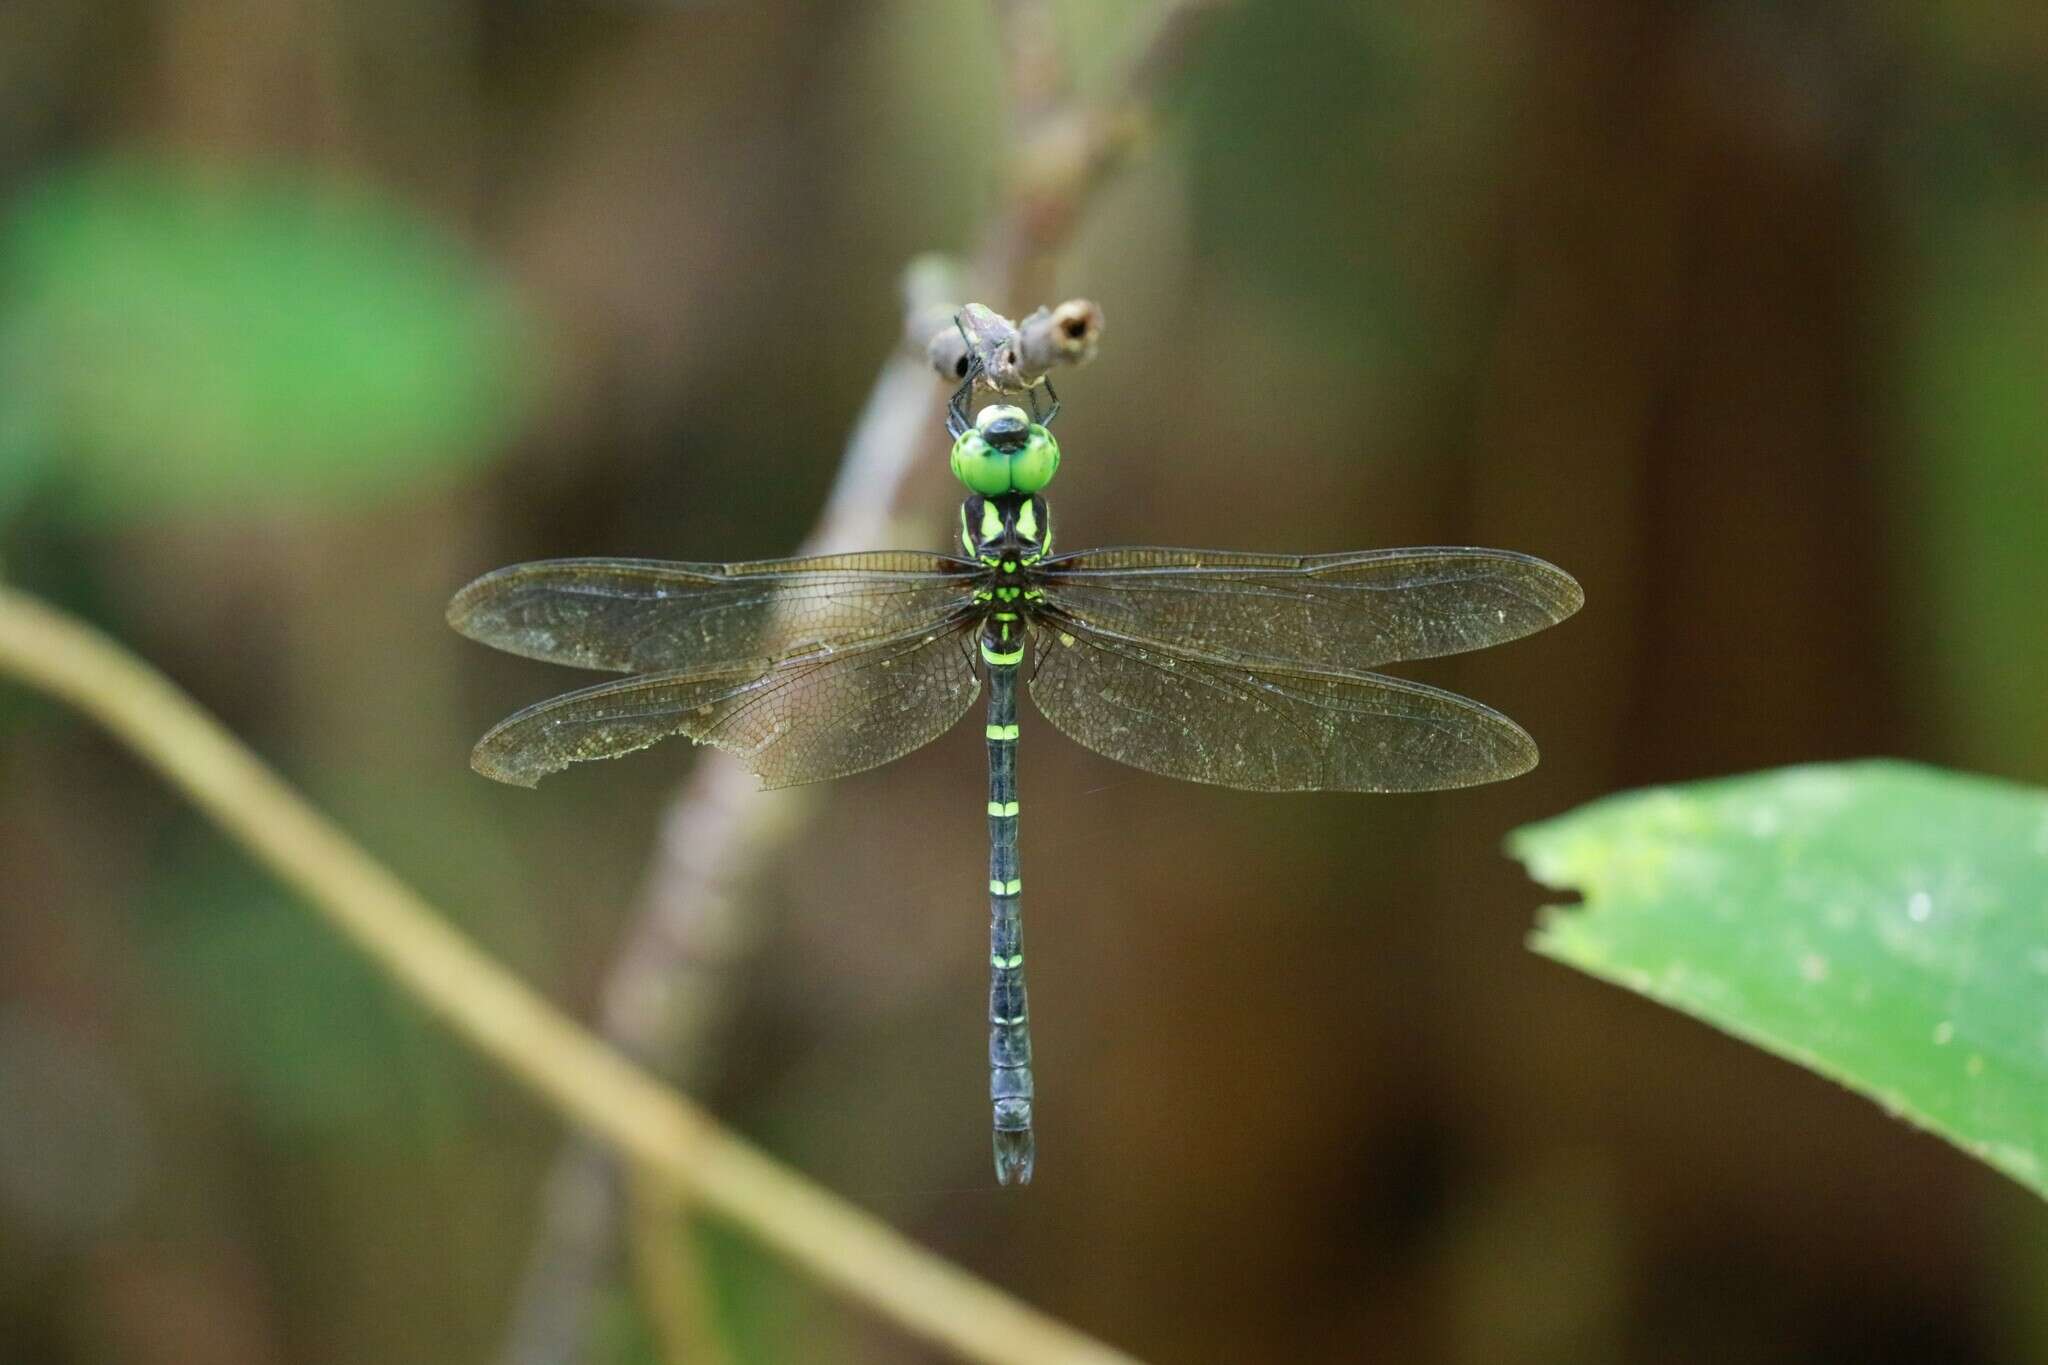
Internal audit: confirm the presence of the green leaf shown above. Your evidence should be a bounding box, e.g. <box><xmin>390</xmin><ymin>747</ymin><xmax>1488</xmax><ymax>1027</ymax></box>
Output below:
<box><xmin>0</xmin><ymin>157</ymin><xmax>523</xmax><ymax>516</ymax></box>
<box><xmin>1512</xmin><ymin>761</ymin><xmax>2048</xmax><ymax>1199</ymax></box>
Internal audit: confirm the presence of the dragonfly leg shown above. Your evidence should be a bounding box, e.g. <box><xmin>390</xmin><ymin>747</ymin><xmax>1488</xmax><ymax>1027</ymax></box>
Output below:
<box><xmin>947</xmin><ymin>319</ymin><xmax>982</xmax><ymax>438</ymax></box>
<box><xmin>1029</xmin><ymin>371</ymin><xmax>1060</xmax><ymax>428</ymax></box>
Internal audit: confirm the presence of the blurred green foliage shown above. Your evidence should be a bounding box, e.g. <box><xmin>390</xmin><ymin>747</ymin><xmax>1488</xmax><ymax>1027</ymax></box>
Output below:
<box><xmin>1905</xmin><ymin>190</ymin><xmax>2048</xmax><ymax>775</ymax></box>
<box><xmin>0</xmin><ymin>158</ymin><xmax>522</xmax><ymax>518</ymax></box>
<box><xmin>1183</xmin><ymin>0</ymin><xmax>1493</xmax><ymax>366</ymax></box>
<box><xmin>1516</xmin><ymin>762</ymin><xmax>2048</xmax><ymax>1200</ymax></box>
<box><xmin>142</xmin><ymin>832</ymin><xmax>472</xmax><ymax>1141</ymax></box>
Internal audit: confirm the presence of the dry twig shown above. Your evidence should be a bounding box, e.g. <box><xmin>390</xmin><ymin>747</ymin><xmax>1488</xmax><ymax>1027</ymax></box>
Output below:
<box><xmin>925</xmin><ymin>298</ymin><xmax>1105</xmax><ymax>391</ymax></box>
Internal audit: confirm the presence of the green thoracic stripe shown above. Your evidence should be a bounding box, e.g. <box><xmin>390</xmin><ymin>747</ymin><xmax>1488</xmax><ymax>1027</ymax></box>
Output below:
<box><xmin>981</xmin><ymin>641</ymin><xmax>1024</xmax><ymax>666</ymax></box>
<box><xmin>987</xmin><ymin>800</ymin><xmax>1019</xmax><ymax>816</ymax></box>
<box><xmin>988</xmin><ymin>878</ymin><xmax>1021</xmax><ymax>895</ymax></box>
<box><xmin>980</xmin><ymin>501</ymin><xmax>1004</xmax><ymax>541</ymax></box>
<box><xmin>986</xmin><ymin>724</ymin><xmax>1019</xmax><ymax>740</ymax></box>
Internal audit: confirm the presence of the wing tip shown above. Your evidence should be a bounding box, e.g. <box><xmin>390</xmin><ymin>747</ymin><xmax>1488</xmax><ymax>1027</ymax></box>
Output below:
<box><xmin>470</xmin><ymin>743</ymin><xmax>544</xmax><ymax>788</ymax></box>
<box><xmin>470</xmin><ymin>708</ymin><xmax>555</xmax><ymax>788</ymax></box>
<box><xmin>1485</xmin><ymin>549</ymin><xmax>1583</xmax><ymax>627</ymax></box>
<box><xmin>1547</xmin><ymin>565</ymin><xmax>1587</xmax><ymax>624</ymax></box>
<box><xmin>1402</xmin><ymin>699</ymin><xmax>1538</xmax><ymax>792</ymax></box>
<box><xmin>445</xmin><ymin>560</ymin><xmax>573</xmax><ymax>643</ymax></box>
<box><xmin>1487</xmin><ymin>708</ymin><xmax>1541</xmax><ymax>782</ymax></box>
<box><xmin>1451</xmin><ymin>546</ymin><xmax>1587</xmax><ymax>628</ymax></box>
<box><xmin>1413</xmin><ymin>720</ymin><xmax>1536</xmax><ymax>792</ymax></box>
<box><xmin>1504</xmin><ymin>731</ymin><xmax>1541</xmax><ymax>782</ymax></box>
<box><xmin>445</xmin><ymin>570</ymin><xmax>501</xmax><ymax>640</ymax></box>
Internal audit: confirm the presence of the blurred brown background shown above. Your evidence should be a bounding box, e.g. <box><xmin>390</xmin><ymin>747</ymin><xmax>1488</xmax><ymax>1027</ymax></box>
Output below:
<box><xmin>3</xmin><ymin>1</ymin><xmax>2047</xmax><ymax>1362</ymax></box>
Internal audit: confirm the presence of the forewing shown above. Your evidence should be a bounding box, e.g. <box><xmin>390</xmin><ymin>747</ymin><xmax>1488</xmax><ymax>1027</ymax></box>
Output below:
<box><xmin>1027</xmin><ymin>617</ymin><xmax>1537</xmax><ymax>792</ymax></box>
<box><xmin>472</xmin><ymin>620</ymin><xmax>981</xmax><ymax>789</ymax></box>
<box><xmin>1037</xmin><ymin>547</ymin><xmax>1581</xmax><ymax>671</ymax></box>
<box><xmin>448</xmin><ymin>552</ymin><xmax>980</xmax><ymax>674</ymax></box>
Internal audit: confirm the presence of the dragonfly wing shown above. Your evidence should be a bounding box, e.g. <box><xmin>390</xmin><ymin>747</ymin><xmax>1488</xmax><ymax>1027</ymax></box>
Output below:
<box><xmin>448</xmin><ymin>552</ymin><xmax>980</xmax><ymax>674</ymax></box>
<box><xmin>1037</xmin><ymin>547</ymin><xmax>1581</xmax><ymax>671</ymax></box>
<box><xmin>1026</xmin><ymin>616</ymin><xmax>1536</xmax><ymax>793</ymax></box>
<box><xmin>473</xmin><ymin>619</ymin><xmax>981</xmax><ymax>789</ymax></box>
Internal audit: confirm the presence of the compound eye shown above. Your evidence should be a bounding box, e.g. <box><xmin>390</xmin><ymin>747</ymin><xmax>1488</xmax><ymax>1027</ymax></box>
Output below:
<box><xmin>949</xmin><ymin>432</ymin><xmax>1011</xmax><ymax>496</ymax></box>
<box><xmin>1008</xmin><ymin>427</ymin><xmax>1060</xmax><ymax>494</ymax></box>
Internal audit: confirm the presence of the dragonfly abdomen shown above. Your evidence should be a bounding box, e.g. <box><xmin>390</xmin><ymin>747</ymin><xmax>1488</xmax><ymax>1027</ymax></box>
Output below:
<box><xmin>984</xmin><ymin>641</ymin><xmax>1034</xmax><ymax>1184</ymax></box>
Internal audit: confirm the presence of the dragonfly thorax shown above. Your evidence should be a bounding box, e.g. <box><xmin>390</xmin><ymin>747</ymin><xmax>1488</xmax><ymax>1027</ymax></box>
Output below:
<box><xmin>966</xmin><ymin>492</ymin><xmax>1046</xmax><ymax>668</ymax></box>
<box><xmin>960</xmin><ymin>492</ymin><xmax>1051</xmax><ymax>572</ymax></box>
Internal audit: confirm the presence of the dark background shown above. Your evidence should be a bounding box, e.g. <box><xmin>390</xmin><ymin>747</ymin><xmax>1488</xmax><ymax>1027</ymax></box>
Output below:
<box><xmin>3</xmin><ymin>1</ymin><xmax>2046</xmax><ymax>1361</ymax></box>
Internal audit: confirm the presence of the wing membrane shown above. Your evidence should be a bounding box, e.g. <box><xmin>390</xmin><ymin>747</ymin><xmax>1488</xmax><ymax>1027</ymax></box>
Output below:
<box><xmin>1038</xmin><ymin>547</ymin><xmax>1580</xmax><ymax>672</ymax></box>
<box><xmin>448</xmin><ymin>552</ymin><xmax>980</xmax><ymax>674</ymax></box>
<box><xmin>1027</xmin><ymin>615</ymin><xmax>1536</xmax><ymax>792</ymax></box>
<box><xmin>472</xmin><ymin>618</ymin><xmax>981</xmax><ymax>789</ymax></box>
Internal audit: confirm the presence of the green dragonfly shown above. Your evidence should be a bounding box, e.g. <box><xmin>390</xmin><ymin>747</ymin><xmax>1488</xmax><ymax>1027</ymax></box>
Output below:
<box><xmin>448</xmin><ymin>359</ymin><xmax>1582</xmax><ymax>1184</ymax></box>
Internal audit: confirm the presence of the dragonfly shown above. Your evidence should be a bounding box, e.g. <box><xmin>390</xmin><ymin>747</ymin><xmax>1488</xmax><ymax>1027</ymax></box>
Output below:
<box><xmin>448</xmin><ymin>353</ymin><xmax>1582</xmax><ymax>1185</ymax></box>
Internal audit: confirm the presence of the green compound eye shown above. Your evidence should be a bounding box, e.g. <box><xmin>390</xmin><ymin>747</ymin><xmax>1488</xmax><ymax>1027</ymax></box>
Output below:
<box><xmin>950</xmin><ymin>432</ymin><xmax>1012</xmax><ymax>496</ymax></box>
<box><xmin>952</xmin><ymin>405</ymin><xmax>1061</xmax><ymax>495</ymax></box>
<box><xmin>1009</xmin><ymin>427</ymin><xmax>1060</xmax><ymax>494</ymax></box>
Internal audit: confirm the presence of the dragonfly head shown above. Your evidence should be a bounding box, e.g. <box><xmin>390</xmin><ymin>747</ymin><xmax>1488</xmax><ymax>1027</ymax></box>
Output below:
<box><xmin>979</xmin><ymin>405</ymin><xmax>1031</xmax><ymax>452</ymax></box>
<box><xmin>951</xmin><ymin>404</ymin><xmax>1060</xmax><ymax>496</ymax></box>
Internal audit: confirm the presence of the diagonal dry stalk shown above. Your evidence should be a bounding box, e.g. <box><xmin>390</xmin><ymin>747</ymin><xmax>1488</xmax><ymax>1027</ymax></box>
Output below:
<box><xmin>0</xmin><ymin>587</ymin><xmax>1140</xmax><ymax>1365</ymax></box>
<box><xmin>503</xmin><ymin>4</ymin><xmax>1236</xmax><ymax>1361</ymax></box>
